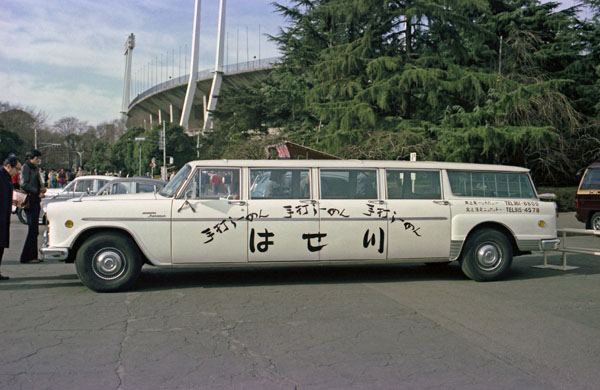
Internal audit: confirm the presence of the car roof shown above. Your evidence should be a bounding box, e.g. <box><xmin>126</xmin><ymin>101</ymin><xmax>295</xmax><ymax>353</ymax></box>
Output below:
<box><xmin>74</xmin><ymin>175</ymin><xmax>118</xmax><ymax>181</ymax></box>
<box><xmin>184</xmin><ymin>159</ymin><xmax>530</xmax><ymax>173</ymax></box>
<box><xmin>107</xmin><ymin>177</ymin><xmax>167</xmax><ymax>184</ymax></box>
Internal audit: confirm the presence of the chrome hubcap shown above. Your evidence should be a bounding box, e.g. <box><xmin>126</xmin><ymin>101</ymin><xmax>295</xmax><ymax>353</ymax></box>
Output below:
<box><xmin>92</xmin><ymin>248</ymin><xmax>126</xmax><ymax>280</ymax></box>
<box><xmin>476</xmin><ymin>243</ymin><xmax>502</xmax><ymax>271</ymax></box>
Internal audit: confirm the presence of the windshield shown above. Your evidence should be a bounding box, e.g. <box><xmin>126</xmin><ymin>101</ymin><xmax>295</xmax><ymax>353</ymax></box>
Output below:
<box><xmin>63</xmin><ymin>181</ymin><xmax>75</xmax><ymax>192</ymax></box>
<box><xmin>159</xmin><ymin>164</ymin><xmax>191</xmax><ymax>197</ymax></box>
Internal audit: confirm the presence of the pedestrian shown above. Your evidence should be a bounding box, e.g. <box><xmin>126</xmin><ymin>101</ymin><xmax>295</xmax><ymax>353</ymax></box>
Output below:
<box><xmin>1</xmin><ymin>155</ymin><xmax>22</xmax><ymax>279</ymax></box>
<box><xmin>48</xmin><ymin>169</ymin><xmax>57</xmax><ymax>188</ymax></box>
<box><xmin>20</xmin><ymin>150</ymin><xmax>45</xmax><ymax>264</ymax></box>
<box><xmin>66</xmin><ymin>169</ymin><xmax>74</xmax><ymax>183</ymax></box>
<box><xmin>57</xmin><ymin>168</ymin><xmax>67</xmax><ymax>187</ymax></box>
<box><xmin>76</xmin><ymin>166</ymin><xmax>84</xmax><ymax>178</ymax></box>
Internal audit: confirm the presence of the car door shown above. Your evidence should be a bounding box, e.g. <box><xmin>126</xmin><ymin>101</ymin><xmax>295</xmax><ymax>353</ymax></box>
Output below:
<box><xmin>317</xmin><ymin>168</ymin><xmax>388</xmax><ymax>261</ymax></box>
<box><xmin>385</xmin><ymin>169</ymin><xmax>451</xmax><ymax>260</ymax></box>
<box><xmin>171</xmin><ymin>167</ymin><xmax>248</xmax><ymax>264</ymax></box>
<box><xmin>247</xmin><ymin>167</ymin><xmax>319</xmax><ymax>262</ymax></box>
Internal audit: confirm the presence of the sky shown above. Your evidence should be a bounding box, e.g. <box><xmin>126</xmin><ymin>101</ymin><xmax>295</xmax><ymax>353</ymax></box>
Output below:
<box><xmin>0</xmin><ymin>0</ymin><xmax>292</xmax><ymax>126</ymax></box>
<box><xmin>0</xmin><ymin>0</ymin><xmax>589</xmax><ymax>127</ymax></box>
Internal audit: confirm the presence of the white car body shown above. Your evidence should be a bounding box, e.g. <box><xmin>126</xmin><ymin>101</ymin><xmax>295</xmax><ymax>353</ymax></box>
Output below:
<box><xmin>41</xmin><ymin>160</ymin><xmax>560</xmax><ymax>292</ymax></box>
<box><xmin>38</xmin><ymin>176</ymin><xmax>117</xmax><ymax>223</ymax></box>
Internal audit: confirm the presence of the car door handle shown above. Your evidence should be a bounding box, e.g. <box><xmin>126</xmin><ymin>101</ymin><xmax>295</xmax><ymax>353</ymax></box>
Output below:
<box><xmin>299</xmin><ymin>199</ymin><xmax>317</xmax><ymax>205</ymax></box>
<box><xmin>368</xmin><ymin>200</ymin><xmax>385</xmax><ymax>205</ymax></box>
<box><xmin>433</xmin><ymin>200</ymin><xmax>450</xmax><ymax>205</ymax></box>
<box><xmin>228</xmin><ymin>200</ymin><xmax>246</xmax><ymax>206</ymax></box>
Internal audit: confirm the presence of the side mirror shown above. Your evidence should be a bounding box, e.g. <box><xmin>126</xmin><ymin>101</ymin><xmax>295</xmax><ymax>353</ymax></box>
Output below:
<box><xmin>538</xmin><ymin>193</ymin><xmax>556</xmax><ymax>201</ymax></box>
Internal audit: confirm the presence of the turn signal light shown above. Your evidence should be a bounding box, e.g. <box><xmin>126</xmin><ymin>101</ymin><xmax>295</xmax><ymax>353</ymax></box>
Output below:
<box><xmin>65</xmin><ymin>220</ymin><xmax>74</xmax><ymax>228</ymax></box>
<box><xmin>538</xmin><ymin>220</ymin><xmax>546</xmax><ymax>227</ymax></box>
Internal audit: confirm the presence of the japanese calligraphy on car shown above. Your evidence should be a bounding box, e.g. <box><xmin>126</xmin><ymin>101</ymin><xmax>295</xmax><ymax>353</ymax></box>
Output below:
<box><xmin>40</xmin><ymin>160</ymin><xmax>560</xmax><ymax>292</ymax></box>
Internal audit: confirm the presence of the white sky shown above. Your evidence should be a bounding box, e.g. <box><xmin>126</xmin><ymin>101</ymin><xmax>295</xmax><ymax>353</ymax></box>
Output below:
<box><xmin>0</xmin><ymin>0</ymin><xmax>590</xmax><ymax>126</ymax></box>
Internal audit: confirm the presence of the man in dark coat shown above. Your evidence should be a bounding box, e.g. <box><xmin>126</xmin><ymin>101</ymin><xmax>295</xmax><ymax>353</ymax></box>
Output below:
<box><xmin>1</xmin><ymin>155</ymin><xmax>22</xmax><ymax>280</ymax></box>
<box><xmin>20</xmin><ymin>150</ymin><xmax>45</xmax><ymax>264</ymax></box>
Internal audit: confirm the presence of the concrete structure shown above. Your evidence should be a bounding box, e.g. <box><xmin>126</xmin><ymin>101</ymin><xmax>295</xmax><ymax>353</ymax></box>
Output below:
<box><xmin>125</xmin><ymin>58</ymin><xmax>278</xmax><ymax>131</ymax></box>
<box><xmin>179</xmin><ymin>0</ymin><xmax>202</xmax><ymax>131</ymax></box>
<box><xmin>125</xmin><ymin>0</ymin><xmax>278</xmax><ymax>133</ymax></box>
<box><xmin>120</xmin><ymin>33</ymin><xmax>135</xmax><ymax>121</ymax></box>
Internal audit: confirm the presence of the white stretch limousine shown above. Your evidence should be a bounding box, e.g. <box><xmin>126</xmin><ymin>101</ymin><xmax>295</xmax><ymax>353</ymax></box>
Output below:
<box><xmin>41</xmin><ymin>160</ymin><xmax>560</xmax><ymax>292</ymax></box>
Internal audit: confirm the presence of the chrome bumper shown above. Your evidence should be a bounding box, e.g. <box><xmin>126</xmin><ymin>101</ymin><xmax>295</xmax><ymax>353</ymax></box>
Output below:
<box><xmin>540</xmin><ymin>238</ymin><xmax>561</xmax><ymax>251</ymax></box>
<box><xmin>39</xmin><ymin>246</ymin><xmax>69</xmax><ymax>261</ymax></box>
<box><xmin>39</xmin><ymin>230</ymin><xmax>69</xmax><ymax>261</ymax></box>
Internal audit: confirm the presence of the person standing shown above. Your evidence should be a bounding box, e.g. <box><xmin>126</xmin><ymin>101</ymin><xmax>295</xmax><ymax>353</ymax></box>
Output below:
<box><xmin>20</xmin><ymin>150</ymin><xmax>45</xmax><ymax>264</ymax></box>
<box><xmin>48</xmin><ymin>169</ymin><xmax>57</xmax><ymax>188</ymax></box>
<box><xmin>1</xmin><ymin>156</ymin><xmax>22</xmax><ymax>279</ymax></box>
<box><xmin>57</xmin><ymin>168</ymin><xmax>67</xmax><ymax>187</ymax></box>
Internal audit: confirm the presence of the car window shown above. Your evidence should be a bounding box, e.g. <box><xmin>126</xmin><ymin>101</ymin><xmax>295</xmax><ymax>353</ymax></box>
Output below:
<box><xmin>386</xmin><ymin>170</ymin><xmax>441</xmax><ymax>199</ymax></box>
<box><xmin>448</xmin><ymin>171</ymin><xmax>535</xmax><ymax>198</ymax></box>
<box><xmin>182</xmin><ymin>168</ymin><xmax>240</xmax><ymax>200</ymax></box>
<box><xmin>97</xmin><ymin>180</ymin><xmax>109</xmax><ymax>190</ymax></box>
<box><xmin>250</xmin><ymin>169</ymin><xmax>310</xmax><ymax>199</ymax></box>
<box><xmin>138</xmin><ymin>183</ymin><xmax>156</xmax><ymax>193</ymax></box>
<box><xmin>580</xmin><ymin>168</ymin><xmax>600</xmax><ymax>190</ymax></box>
<box><xmin>74</xmin><ymin>179</ymin><xmax>94</xmax><ymax>192</ymax></box>
<box><xmin>112</xmin><ymin>183</ymin><xmax>133</xmax><ymax>194</ymax></box>
<box><xmin>320</xmin><ymin>169</ymin><xmax>377</xmax><ymax>199</ymax></box>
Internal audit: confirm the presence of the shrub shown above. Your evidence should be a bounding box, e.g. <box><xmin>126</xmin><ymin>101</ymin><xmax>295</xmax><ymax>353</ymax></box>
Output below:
<box><xmin>537</xmin><ymin>187</ymin><xmax>577</xmax><ymax>212</ymax></box>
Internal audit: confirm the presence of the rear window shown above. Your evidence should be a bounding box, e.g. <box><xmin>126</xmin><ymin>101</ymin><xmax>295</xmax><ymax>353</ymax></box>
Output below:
<box><xmin>448</xmin><ymin>171</ymin><xmax>535</xmax><ymax>199</ymax></box>
<box><xmin>580</xmin><ymin>168</ymin><xmax>600</xmax><ymax>190</ymax></box>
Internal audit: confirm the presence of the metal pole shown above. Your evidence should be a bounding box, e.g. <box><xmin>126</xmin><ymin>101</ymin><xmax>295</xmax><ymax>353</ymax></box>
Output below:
<box><xmin>163</xmin><ymin>121</ymin><xmax>167</xmax><ymax>181</ymax></box>
<box><xmin>138</xmin><ymin>145</ymin><xmax>142</xmax><ymax>176</ymax></box>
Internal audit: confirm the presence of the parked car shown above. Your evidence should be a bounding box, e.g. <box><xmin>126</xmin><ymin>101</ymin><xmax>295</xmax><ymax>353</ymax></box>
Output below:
<box><xmin>17</xmin><ymin>175</ymin><xmax>117</xmax><ymax>225</ymax></box>
<box><xmin>41</xmin><ymin>159</ymin><xmax>559</xmax><ymax>292</ymax></box>
<box><xmin>575</xmin><ymin>160</ymin><xmax>600</xmax><ymax>229</ymax></box>
<box><xmin>97</xmin><ymin>177</ymin><xmax>166</xmax><ymax>196</ymax></box>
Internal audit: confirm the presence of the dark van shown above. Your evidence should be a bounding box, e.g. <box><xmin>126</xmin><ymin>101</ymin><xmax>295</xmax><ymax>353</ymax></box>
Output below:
<box><xmin>576</xmin><ymin>161</ymin><xmax>600</xmax><ymax>230</ymax></box>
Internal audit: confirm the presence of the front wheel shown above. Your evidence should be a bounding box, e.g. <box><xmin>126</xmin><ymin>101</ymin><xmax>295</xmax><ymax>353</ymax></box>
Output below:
<box><xmin>460</xmin><ymin>229</ymin><xmax>513</xmax><ymax>282</ymax></box>
<box><xmin>75</xmin><ymin>232</ymin><xmax>143</xmax><ymax>292</ymax></box>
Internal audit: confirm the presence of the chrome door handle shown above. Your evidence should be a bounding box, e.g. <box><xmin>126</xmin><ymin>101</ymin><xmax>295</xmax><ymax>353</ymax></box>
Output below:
<box><xmin>228</xmin><ymin>200</ymin><xmax>246</xmax><ymax>206</ymax></box>
<box><xmin>433</xmin><ymin>200</ymin><xmax>450</xmax><ymax>205</ymax></box>
<box><xmin>299</xmin><ymin>199</ymin><xmax>317</xmax><ymax>205</ymax></box>
<box><xmin>368</xmin><ymin>200</ymin><xmax>385</xmax><ymax>205</ymax></box>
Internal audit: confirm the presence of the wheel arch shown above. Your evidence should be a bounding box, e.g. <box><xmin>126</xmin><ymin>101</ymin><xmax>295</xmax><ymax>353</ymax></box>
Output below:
<box><xmin>457</xmin><ymin>222</ymin><xmax>519</xmax><ymax>261</ymax></box>
<box><xmin>66</xmin><ymin>227</ymin><xmax>150</xmax><ymax>265</ymax></box>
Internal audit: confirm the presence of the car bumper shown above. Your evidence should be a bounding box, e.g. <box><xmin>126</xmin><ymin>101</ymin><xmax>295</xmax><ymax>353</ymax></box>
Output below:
<box><xmin>540</xmin><ymin>238</ymin><xmax>561</xmax><ymax>251</ymax></box>
<box><xmin>39</xmin><ymin>230</ymin><xmax>69</xmax><ymax>261</ymax></box>
<box><xmin>40</xmin><ymin>246</ymin><xmax>69</xmax><ymax>261</ymax></box>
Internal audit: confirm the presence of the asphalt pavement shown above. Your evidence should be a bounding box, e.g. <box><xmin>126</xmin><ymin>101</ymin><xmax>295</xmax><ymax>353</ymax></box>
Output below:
<box><xmin>1</xmin><ymin>213</ymin><xmax>599</xmax><ymax>389</ymax></box>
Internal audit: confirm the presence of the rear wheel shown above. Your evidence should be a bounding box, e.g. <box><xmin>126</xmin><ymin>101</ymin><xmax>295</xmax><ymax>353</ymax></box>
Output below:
<box><xmin>75</xmin><ymin>232</ymin><xmax>142</xmax><ymax>292</ymax></box>
<box><xmin>460</xmin><ymin>229</ymin><xmax>513</xmax><ymax>282</ymax></box>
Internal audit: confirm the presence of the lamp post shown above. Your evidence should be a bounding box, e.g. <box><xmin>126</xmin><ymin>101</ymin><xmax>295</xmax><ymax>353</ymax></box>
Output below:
<box><xmin>75</xmin><ymin>151</ymin><xmax>84</xmax><ymax>168</ymax></box>
<box><xmin>135</xmin><ymin>137</ymin><xmax>146</xmax><ymax>176</ymax></box>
